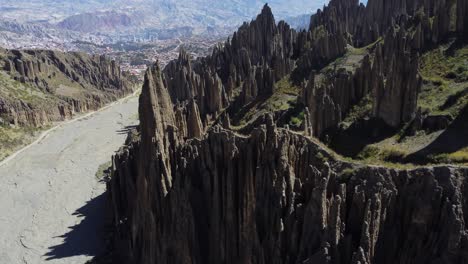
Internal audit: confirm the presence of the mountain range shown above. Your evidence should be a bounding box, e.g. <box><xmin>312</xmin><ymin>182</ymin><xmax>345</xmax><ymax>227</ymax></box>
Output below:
<box><xmin>1</xmin><ymin>0</ymin><xmax>329</xmax><ymax>33</ymax></box>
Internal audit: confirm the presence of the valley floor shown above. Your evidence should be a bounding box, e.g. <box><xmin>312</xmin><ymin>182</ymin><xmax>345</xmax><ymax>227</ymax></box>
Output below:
<box><xmin>0</xmin><ymin>94</ymin><xmax>138</xmax><ymax>263</ymax></box>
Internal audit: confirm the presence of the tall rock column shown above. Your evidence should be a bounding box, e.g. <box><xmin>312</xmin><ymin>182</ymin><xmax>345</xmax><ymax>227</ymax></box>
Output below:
<box><xmin>372</xmin><ymin>30</ymin><xmax>422</xmax><ymax>128</ymax></box>
<box><xmin>457</xmin><ymin>0</ymin><xmax>468</xmax><ymax>36</ymax></box>
<box><xmin>138</xmin><ymin>63</ymin><xmax>178</xmax><ymax>196</ymax></box>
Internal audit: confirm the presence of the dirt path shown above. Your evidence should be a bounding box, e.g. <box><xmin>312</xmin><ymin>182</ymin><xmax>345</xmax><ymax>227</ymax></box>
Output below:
<box><xmin>0</xmin><ymin>94</ymin><xmax>139</xmax><ymax>264</ymax></box>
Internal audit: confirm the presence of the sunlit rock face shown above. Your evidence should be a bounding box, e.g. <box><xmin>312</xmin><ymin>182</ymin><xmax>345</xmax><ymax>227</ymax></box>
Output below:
<box><xmin>0</xmin><ymin>49</ymin><xmax>134</xmax><ymax>127</ymax></box>
<box><xmin>107</xmin><ymin>0</ymin><xmax>468</xmax><ymax>263</ymax></box>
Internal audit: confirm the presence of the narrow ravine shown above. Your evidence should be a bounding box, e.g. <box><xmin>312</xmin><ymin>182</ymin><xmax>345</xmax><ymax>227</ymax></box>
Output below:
<box><xmin>0</xmin><ymin>95</ymin><xmax>139</xmax><ymax>264</ymax></box>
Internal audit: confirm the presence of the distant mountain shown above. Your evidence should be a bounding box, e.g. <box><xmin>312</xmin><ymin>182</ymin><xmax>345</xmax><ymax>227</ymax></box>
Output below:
<box><xmin>285</xmin><ymin>14</ymin><xmax>311</xmax><ymax>30</ymax></box>
<box><xmin>1</xmin><ymin>0</ymin><xmax>328</xmax><ymax>32</ymax></box>
<box><xmin>0</xmin><ymin>0</ymin><xmax>326</xmax><ymax>51</ymax></box>
<box><xmin>58</xmin><ymin>11</ymin><xmax>134</xmax><ymax>32</ymax></box>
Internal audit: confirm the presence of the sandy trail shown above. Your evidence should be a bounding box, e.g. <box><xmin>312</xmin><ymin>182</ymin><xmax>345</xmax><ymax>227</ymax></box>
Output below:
<box><xmin>0</xmin><ymin>94</ymin><xmax>139</xmax><ymax>264</ymax></box>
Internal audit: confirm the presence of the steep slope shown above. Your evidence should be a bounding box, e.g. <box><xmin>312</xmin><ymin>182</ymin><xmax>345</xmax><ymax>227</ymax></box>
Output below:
<box><xmin>106</xmin><ymin>1</ymin><xmax>468</xmax><ymax>263</ymax></box>
<box><xmin>58</xmin><ymin>11</ymin><xmax>134</xmax><ymax>33</ymax></box>
<box><xmin>0</xmin><ymin>49</ymin><xmax>135</xmax><ymax>160</ymax></box>
<box><xmin>301</xmin><ymin>0</ymin><xmax>468</xmax><ymax>164</ymax></box>
<box><xmin>109</xmin><ymin>57</ymin><xmax>468</xmax><ymax>264</ymax></box>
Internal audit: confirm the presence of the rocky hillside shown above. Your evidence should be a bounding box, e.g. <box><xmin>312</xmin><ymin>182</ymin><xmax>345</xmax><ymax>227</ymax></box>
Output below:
<box><xmin>0</xmin><ymin>48</ymin><xmax>135</xmax><ymax>159</ymax></box>
<box><xmin>1</xmin><ymin>0</ymin><xmax>326</xmax><ymax>35</ymax></box>
<box><xmin>58</xmin><ymin>11</ymin><xmax>134</xmax><ymax>33</ymax></box>
<box><xmin>106</xmin><ymin>0</ymin><xmax>468</xmax><ymax>263</ymax></box>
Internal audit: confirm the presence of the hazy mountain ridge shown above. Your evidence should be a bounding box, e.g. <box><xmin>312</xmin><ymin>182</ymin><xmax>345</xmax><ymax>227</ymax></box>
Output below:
<box><xmin>285</xmin><ymin>14</ymin><xmax>311</xmax><ymax>29</ymax></box>
<box><xmin>0</xmin><ymin>0</ymin><xmax>325</xmax><ymax>51</ymax></box>
<box><xmin>1</xmin><ymin>0</ymin><xmax>324</xmax><ymax>32</ymax></box>
<box><xmin>58</xmin><ymin>11</ymin><xmax>135</xmax><ymax>32</ymax></box>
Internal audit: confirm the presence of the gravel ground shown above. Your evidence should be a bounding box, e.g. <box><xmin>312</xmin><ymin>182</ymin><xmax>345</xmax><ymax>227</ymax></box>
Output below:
<box><xmin>0</xmin><ymin>94</ymin><xmax>139</xmax><ymax>264</ymax></box>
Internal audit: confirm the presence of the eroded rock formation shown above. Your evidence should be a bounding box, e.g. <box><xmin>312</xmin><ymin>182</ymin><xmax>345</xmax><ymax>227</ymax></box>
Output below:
<box><xmin>310</xmin><ymin>0</ymin><xmax>466</xmax><ymax>48</ymax></box>
<box><xmin>110</xmin><ymin>113</ymin><xmax>468</xmax><ymax>263</ymax></box>
<box><xmin>458</xmin><ymin>0</ymin><xmax>468</xmax><ymax>36</ymax></box>
<box><xmin>371</xmin><ymin>28</ymin><xmax>422</xmax><ymax>127</ymax></box>
<box><xmin>108</xmin><ymin>40</ymin><xmax>467</xmax><ymax>264</ymax></box>
<box><xmin>0</xmin><ymin>49</ymin><xmax>134</xmax><ymax>127</ymax></box>
<box><xmin>302</xmin><ymin>54</ymin><xmax>373</xmax><ymax>137</ymax></box>
<box><xmin>293</xmin><ymin>28</ymin><xmax>347</xmax><ymax>80</ymax></box>
<box><xmin>107</xmin><ymin>1</ymin><xmax>468</xmax><ymax>263</ymax></box>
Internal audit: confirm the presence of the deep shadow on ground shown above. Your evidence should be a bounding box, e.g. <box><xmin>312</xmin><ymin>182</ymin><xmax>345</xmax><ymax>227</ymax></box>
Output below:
<box><xmin>328</xmin><ymin>118</ymin><xmax>396</xmax><ymax>157</ymax></box>
<box><xmin>117</xmin><ymin>125</ymin><xmax>138</xmax><ymax>135</ymax></box>
<box><xmin>44</xmin><ymin>193</ymin><xmax>108</xmax><ymax>261</ymax></box>
<box><xmin>405</xmin><ymin>104</ymin><xmax>468</xmax><ymax>164</ymax></box>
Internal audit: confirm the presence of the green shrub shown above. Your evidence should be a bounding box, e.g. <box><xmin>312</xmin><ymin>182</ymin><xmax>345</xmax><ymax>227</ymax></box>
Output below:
<box><xmin>95</xmin><ymin>161</ymin><xmax>112</xmax><ymax>180</ymax></box>
<box><xmin>315</xmin><ymin>152</ymin><xmax>328</xmax><ymax>162</ymax></box>
<box><xmin>289</xmin><ymin>111</ymin><xmax>305</xmax><ymax>127</ymax></box>
<box><xmin>340</xmin><ymin>167</ymin><xmax>356</xmax><ymax>178</ymax></box>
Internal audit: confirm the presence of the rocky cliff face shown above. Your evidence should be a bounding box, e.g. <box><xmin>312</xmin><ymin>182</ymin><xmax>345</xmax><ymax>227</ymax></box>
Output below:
<box><xmin>0</xmin><ymin>49</ymin><xmax>134</xmax><ymax>127</ymax></box>
<box><xmin>1</xmin><ymin>49</ymin><xmax>127</xmax><ymax>93</ymax></box>
<box><xmin>110</xmin><ymin>105</ymin><xmax>468</xmax><ymax>263</ymax></box>
<box><xmin>300</xmin><ymin>0</ymin><xmax>467</xmax><ymax>133</ymax></box>
<box><xmin>164</xmin><ymin>49</ymin><xmax>226</xmax><ymax>123</ymax></box>
<box><xmin>302</xmin><ymin>53</ymin><xmax>373</xmax><ymax>137</ymax></box>
<box><xmin>106</xmin><ymin>1</ymin><xmax>468</xmax><ymax>263</ymax></box>
<box><xmin>201</xmin><ymin>5</ymin><xmax>295</xmax><ymax>101</ymax></box>
<box><xmin>160</xmin><ymin>4</ymin><xmax>298</xmax><ymax>131</ymax></box>
<box><xmin>293</xmin><ymin>27</ymin><xmax>347</xmax><ymax>81</ymax></box>
<box><xmin>458</xmin><ymin>0</ymin><xmax>468</xmax><ymax>36</ymax></box>
<box><xmin>371</xmin><ymin>28</ymin><xmax>422</xmax><ymax>128</ymax></box>
<box><xmin>310</xmin><ymin>0</ymin><xmax>465</xmax><ymax>48</ymax></box>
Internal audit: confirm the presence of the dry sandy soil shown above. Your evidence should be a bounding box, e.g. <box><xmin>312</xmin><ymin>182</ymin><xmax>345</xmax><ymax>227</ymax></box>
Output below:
<box><xmin>0</xmin><ymin>94</ymin><xmax>139</xmax><ymax>263</ymax></box>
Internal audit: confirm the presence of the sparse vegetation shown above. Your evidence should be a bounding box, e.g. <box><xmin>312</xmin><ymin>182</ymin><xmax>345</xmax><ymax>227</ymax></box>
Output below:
<box><xmin>95</xmin><ymin>161</ymin><xmax>112</xmax><ymax>180</ymax></box>
<box><xmin>0</xmin><ymin>72</ymin><xmax>56</xmax><ymax>106</ymax></box>
<box><xmin>275</xmin><ymin>76</ymin><xmax>300</xmax><ymax>96</ymax></box>
<box><xmin>289</xmin><ymin>111</ymin><xmax>304</xmax><ymax>127</ymax></box>
<box><xmin>430</xmin><ymin>147</ymin><xmax>468</xmax><ymax>164</ymax></box>
<box><xmin>342</xmin><ymin>94</ymin><xmax>373</xmax><ymax>125</ymax></box>
<box><xmin>358</xmin><ymin>145</ymin><xmax>409</xmax><ymax>162</ymax></box>
<box><xmin>236</xmin><ymin>75</ymin><xmax>300</xmax><ymax>126</ymax></box>
<box><xmin>330</xmin><ymin>41</ymin><xmax>468</xmax><ymax>167</ymax></box>
<box><xmin>314</xmin><ymin>152</ymin><xmax>329</xmax><ymax>163</ymax></box>
<box><xmin>339</xmin><ymin>167</ymin><xmax>356</xmax><ymax>178</ymax></box>
<box><xmin>0</xmin><ymin>126</ymin><xmax>42</xmax><ymax>161</ymax></box>
<box><xmin>419</xmin><ymin>43</ymin><xmax>468</xmax><ymax>116</ymax></box>
<box><xmin>322</xmin><ymin>38</ymin><xmax>381</xmax><ymax>75</ymax></box>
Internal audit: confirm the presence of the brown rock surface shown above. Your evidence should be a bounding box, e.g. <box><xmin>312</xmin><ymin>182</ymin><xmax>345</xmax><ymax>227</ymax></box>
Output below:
<box><xmin>110</xmin><ymin>117</ymin><xmax>468</xmax><ymax>263</ymax></box>
<box><xmin>0</xmin><ymin>49</ymin><xmax>134</xmax><ymax>128</ymax></box>
<box><xmin>106</xmin><ymin>2</ymin><xmax>468</xmax><ymax>263</ymax></box>
<box><xmin>372</xmin><ymin>28</ymin><xmax>422</xmax><ymax>127</ymax></box>
<box><xmin>302</xmin><ymin>54</ymin><xmax>372</xmax><ymax>137</ymax></box>
<box><xmin>457</xmin><ymin>0</ymin><xmax>468</xmax><ymax>36</ymax></box>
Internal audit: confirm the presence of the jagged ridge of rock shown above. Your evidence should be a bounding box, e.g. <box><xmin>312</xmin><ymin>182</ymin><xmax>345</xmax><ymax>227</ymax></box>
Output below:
<box><xmin>110</xmin><ymin>84</ymin><xmax>468</xmax><ymax>262</ymax></box>
<box><xmin>302</xmin><ymin>52</ymin><xmax>373</xmax><ymax>137</ymax></box>
<box><xmin>0</xmin><ymin>49</ymin><xmax>134</xmax><ymax>127</ymax></box>
<box><xmin>109</xmin><ymin>36</ymin><xmax>467</xmax><ymax>264</ymax></box>
<box><xmin>300</xmin><ymin>0</ymin><xmax>467</xmax><ymax>132</ymax></box>
<box><xmin>162</xmin><ymin>0</ymin><xmax>468</xmax><ymax>139</ymax></box>
<box><xmin>164</xmin><ymin>49</ymin><xmax>226</xmax><ymax>124</ymax></box>
<box><xmin>310</xmin><ymin>0</ymin><xmax>467</xmax><ymax>48</ymax></box>
<box><xmin>107</xmin><ymin>0</ymin><xmax>468</xmax><ymax>263</ymax></box>
<box><xmin>371</xmin><ymin>28</ymin><xmax>422</xmax><ymax>127</ymax></box>
<box><xmin>160</xmin><ymin>4</ymin><xmax>298</xmax><ymax>132</ymax></box>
